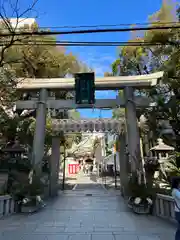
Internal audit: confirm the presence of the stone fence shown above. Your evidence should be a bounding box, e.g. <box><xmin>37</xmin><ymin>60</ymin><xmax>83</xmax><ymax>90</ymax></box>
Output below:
<box><xmin>0</xmin><ymin>195</ymin><xmax>14</xmax><ymax>218</ymax></box>
<box><xmin>155</xmin><ymin>193</ymin><xmax>175</xmax><ymax>223</ymax></box>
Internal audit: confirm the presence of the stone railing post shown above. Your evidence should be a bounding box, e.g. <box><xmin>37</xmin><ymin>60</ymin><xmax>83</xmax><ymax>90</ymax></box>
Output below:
<box><xmin>0</xmin><ymin>195</ymin><xmax>15</xmax><ymax>218</ymax></box>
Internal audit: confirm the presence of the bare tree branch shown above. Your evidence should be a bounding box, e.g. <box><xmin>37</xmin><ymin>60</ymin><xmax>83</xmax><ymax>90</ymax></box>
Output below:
<box><xmin>0</xmin><ymin>0</ymin><xmax>38</xmax><ymax>67</ymax></box>
<box><xmin>0</xmin><ymin>0</ymin><xmax>39</xmax><ymax>107</ymax></box>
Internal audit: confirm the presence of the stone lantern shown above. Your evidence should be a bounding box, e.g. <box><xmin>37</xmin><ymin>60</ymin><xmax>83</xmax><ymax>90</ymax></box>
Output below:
<box><xmin>143</xmin><ymin>138</ymin><xmax>175</xmax><ymax>183</ymax></box>
<box><xmin>149</xmin><ymin>138</ymin><xmax>175</xmax><ymax>182</ymax></box>
<box><xmin>150</xmin><ymin>138</ymin><xmax>174</xmax><ymax>161</ymax></box>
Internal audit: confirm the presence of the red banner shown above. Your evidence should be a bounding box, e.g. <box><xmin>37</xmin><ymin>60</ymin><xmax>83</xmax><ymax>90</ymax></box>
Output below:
<box><xmin>68</xmin><ymin>164</ymin><xmax>80</xmax><ymax>174</ymax></box>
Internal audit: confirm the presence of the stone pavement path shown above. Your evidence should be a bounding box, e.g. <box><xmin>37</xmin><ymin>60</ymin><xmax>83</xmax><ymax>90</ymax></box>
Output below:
<box><xmin>0</xmin><ymin>174</ymin><xmax>176</xmax><ymax>240</ymax></box>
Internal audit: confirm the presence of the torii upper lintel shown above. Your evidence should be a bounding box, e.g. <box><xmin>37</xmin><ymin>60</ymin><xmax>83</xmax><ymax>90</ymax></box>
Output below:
<box><xmin>16</xmin><ymin>71</ymin><xmax>164</xmax><ymax>91</ymax></box>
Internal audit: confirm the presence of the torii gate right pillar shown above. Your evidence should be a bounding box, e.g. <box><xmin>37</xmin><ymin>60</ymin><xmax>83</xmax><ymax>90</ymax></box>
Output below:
<box><xmin>124</xmin><ymin>87</ymin><xmax>141</xmax><ymax>173</ymax></box>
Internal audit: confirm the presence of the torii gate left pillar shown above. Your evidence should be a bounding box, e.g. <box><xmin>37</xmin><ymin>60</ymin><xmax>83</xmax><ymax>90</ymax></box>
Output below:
<box><xmin>124</xmin><ymin>87</ymin><xmax>141</xmax><ymax>173</ymax></box>
<box><xmin>32</xmin><ymin>88</ymin><xmax>48</xmax><ymax>173</ymax></box>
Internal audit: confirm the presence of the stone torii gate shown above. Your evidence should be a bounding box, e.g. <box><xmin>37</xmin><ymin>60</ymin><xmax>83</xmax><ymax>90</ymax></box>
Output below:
<box><xmin>15</xmin><ymin>71</ymin><xmax>163</xmax><ymax>196</ymax></box>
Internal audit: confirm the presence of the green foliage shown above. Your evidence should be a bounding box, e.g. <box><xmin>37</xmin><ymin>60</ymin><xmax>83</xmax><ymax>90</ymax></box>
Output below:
<box><xmin>0</xmin><ymin>107</ymin><xmax>34</xmax><ymax>144</ymax></box>
<box><xmin>108</xmin><ymin>140</ymin><xmax>115</xmax><ymax>149</ymax></box>
<box><xmin>10</xmin><ymin>173</ymin><xmax>45</xmax><ymax>198</ymax></box>
<box><xmin>145</xmin><ymin>0</ymin><xmax>175</xmax><ymax>43</ymax></box>
<box><xmin>161</xmin><ymin>154</ymin><xmax>180</xmax><ymax>178</ymax></box>
<box><xmin>0</xmin><ymin>68</ymin><xmax>17</xmax><ymax>105</ymax></box>
<box><xmin>106</xmin><ymin>149</ymin><xmax>112</xmax><ymax>156</ymax></box>
<box><xmin>112</xmin><ymin>59</ymin><xmax>121</xmax><ymax>76</ymax></box>
<box><xmin>112</xmin><ymin>107</ymin><xmax>125</xmax><ymax>120</ymax></box>
<box><xmin>68</xmin><ymin>110</ymin><xmax>81</xmax><ymax>120</ymax></box>
<box><xmin>128</xmin><ymin>173</ymin><xmax>154</xmax><ymax>198</ymax></box>
<box><xmin>28</xmin><ymin>116</ymin><xmax>80</xmax><ymax>149</ymax></box>
<box><xmin>2</xmin><ymin>24</ymin><xmax>81</xmax><ymax>78</ymax></box>
<box><xmin>112</xmin><ymin>90</ymin><xmax>125</xmax><ymax>120</ymax></box>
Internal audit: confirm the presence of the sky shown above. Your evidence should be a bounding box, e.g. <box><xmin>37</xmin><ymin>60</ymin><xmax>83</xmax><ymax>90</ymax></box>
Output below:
<box><xmin>12</xmin><ymin>0</ymin><xmax>162</xmax><ymax>118</ymax></box>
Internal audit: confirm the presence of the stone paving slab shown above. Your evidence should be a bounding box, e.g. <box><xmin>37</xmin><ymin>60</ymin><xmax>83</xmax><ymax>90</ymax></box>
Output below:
<box><xmin>0</xmin><ymin>175</ymin><xmax>176</xmax><ymax>240</ymax></box>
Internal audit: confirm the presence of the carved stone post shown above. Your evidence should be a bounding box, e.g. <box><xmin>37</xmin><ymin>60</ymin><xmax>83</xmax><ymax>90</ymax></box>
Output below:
<box><xmin>49</xmin><ymin>137</ymin><xmax>60</xmax><ymax>197</ymax></box>
<box><xmin>124</xmin><ymin>87</ymin><xmax>141</xmax><ymax>173</ymax></box>
<box><xmin>32</xmin><ymin>88</ymin><xmax>48</xmax><ymax>172</ymax></box>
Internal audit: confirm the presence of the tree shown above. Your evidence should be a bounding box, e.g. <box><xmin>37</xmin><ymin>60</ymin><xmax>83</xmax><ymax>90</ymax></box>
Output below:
<box><xmin>111</xmin><ymin>0</ymin><xmax>180</xmax><ymax>150</ymax></box>
<box><xmin>0</xmin><ymin>0</ymin><xmax>83</xmax><ymax>107</ymax></box>
<box><xmin>143</xmin><ymin>0</ymin><xmax>180</xmax><ymax>159</ymax></box>
<box><xmin>0</xmin><ymin>0</ymin><xmax>39</xmax><ymax>105</ymax></box>
<box><xmin>0</xmin><ymin>107</ymin><xmax>34</xmax><ymax>146</ymax></box>
<box><xmin>0</xmin><ymin>1</ymin><xmax>88</xmax><ymax>149</ymax></box>
<box><xmin>3</xmin><ymin>30</ymin><xmax>80</xmax><ymax>78</ymax></box>
<box><xmin>109</xmin><ymin>0</ymin><xmax>180</xmax><ymax>188</ymax></box>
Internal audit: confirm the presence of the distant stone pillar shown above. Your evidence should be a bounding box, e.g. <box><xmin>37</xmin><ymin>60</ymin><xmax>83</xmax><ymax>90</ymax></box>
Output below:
<box><xmin>32</xmin><ymin>88</ymin><xmax>48</xmax><ymax>173</ymax></box>
<box><xmin>49</xmin><ymin>137</ymin><xmax>60</xmax><ymax>197</ymax></box>
<box><xmin>118</xmin><ymin>133</ymin><xmax>129</xmax><ymax>197</ymax></box>
<box><xmin>124</xmin><ymin>87</ymin><xmax>141</xmax><ymax>173</ymax></box>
